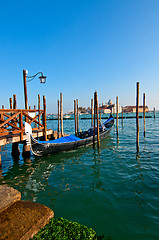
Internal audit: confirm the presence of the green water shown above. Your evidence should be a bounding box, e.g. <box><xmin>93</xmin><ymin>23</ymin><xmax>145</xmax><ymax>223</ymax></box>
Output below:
<box><xmin>0</xmin><ymin>115</ymin><xmax>159</xmax><ymax>240</ymax></box>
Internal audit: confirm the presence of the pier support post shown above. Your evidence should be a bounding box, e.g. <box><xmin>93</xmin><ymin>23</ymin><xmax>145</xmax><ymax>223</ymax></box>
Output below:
<box><xmin>22</xmin><ymin>141</ymin><xmax>31</xmax><ymax>158</ymax></box>
<box><xmin>12</xmin><ymin>142</ymin><xmax>20</xmax><ymax>160</ymax></box>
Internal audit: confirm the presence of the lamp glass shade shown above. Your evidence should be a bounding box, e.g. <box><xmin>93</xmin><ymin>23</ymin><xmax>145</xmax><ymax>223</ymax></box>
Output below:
<box><xmin>39</xmin><ymin>76</ymin><xmax>46</xmax><ymax>83</ymax></box>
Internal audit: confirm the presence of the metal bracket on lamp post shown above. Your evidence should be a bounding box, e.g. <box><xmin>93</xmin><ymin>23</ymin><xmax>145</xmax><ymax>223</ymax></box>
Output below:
<box><xmin>23</xmin><ymin>69</ymin><xmax>46</xmax><ymax>110</ymax></box>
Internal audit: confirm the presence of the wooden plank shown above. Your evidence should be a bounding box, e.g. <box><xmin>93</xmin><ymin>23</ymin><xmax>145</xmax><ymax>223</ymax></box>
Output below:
<box><xmin>0</xmin><ymin>129</ymin><xmax>53</xmax><ymax>146</ymax></box>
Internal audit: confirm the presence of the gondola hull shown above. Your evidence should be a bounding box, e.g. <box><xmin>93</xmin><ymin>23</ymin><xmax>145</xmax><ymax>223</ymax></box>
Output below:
<box><xmin>30</xmin><ymin>117</ymin><xmax>114</xmax><ymax>156</ymax></box>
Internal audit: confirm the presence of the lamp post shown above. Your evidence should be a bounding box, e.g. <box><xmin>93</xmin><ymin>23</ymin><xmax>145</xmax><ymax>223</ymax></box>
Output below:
<box><xmin>23</xmin><ymin>69</ymin><xmax>46</xmax><ymax>109</ymax></box>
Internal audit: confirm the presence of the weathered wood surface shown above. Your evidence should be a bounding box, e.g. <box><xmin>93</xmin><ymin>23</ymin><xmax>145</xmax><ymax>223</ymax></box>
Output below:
<box><xmin>0</xmin><ymin>108</ymin><xmax>50</xmax><ymax>146</ymax></box>
<box><xmin>0</xmin><ymin>129</ymin><xmax>53</xmax><ymax>147</ymax></box>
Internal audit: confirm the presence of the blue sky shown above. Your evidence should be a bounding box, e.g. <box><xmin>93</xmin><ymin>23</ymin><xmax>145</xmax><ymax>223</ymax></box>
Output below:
<box><xmin>0</xmin><ymin>0</ymin><xmax>159</xmax><ymax>113</ymax></box>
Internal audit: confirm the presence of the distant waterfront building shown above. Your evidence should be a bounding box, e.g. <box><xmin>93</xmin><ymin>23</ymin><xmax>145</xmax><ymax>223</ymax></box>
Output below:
<box><xmin>107</xmin><ymin>104</ymin><xmax>122</xmax><ymax>114</ymax></box>
<box><xmin>123</xmin><ymin>106</ymin><xmax>149</xmax><ymax>113</ymax></box>
<box><xmin>99</xmin><ymin>99</ymin><xmax>122</xmax><ymax>114</ymax></box>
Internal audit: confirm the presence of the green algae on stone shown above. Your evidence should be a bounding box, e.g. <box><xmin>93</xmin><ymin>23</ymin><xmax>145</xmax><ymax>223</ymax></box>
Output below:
<box><xmin>31</xmin><ymin>217</ymin><xmax>97</xmax><ymax>240</ymax></box>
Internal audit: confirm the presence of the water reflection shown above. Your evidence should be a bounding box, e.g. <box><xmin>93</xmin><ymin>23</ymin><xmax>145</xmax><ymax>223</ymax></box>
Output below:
<box><xmin>91</xmin><ymin>150</ymin><xmax>103</xmax><ymax>191</ymax></box>
<box><xmin>132</xmin><ymin>153</ymin><xmax>145</xmax><ymax>208</ymax></box>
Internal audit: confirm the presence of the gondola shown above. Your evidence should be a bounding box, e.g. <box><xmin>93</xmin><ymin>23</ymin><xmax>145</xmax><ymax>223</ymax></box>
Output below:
<box><xmin>26</xmin><ymin>116</ymin><xmax>114</xmax><ymax>156</ymax></box>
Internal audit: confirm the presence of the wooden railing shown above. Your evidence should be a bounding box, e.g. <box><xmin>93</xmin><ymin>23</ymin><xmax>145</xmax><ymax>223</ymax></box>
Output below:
<box><xmin>0</xmin><ymin>108</ymin><xmax>46</xmax><ymax>141</ymax></box>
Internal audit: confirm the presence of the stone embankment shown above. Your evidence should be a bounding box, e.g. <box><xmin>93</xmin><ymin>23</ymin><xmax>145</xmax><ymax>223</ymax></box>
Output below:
<box><xmin>0</xmin><ymin>185</ymin><xmax>54</xmax><ymax>240</ymax></box>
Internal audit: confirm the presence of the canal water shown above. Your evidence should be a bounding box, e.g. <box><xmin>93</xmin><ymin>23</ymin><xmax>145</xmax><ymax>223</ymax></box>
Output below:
<box><xmin>0</xmin><ymin>113</ymin><xmax>159</xmax><ymax>240</ymax></box>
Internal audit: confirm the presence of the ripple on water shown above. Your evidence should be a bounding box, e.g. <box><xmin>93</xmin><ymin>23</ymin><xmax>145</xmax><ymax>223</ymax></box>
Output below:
<box><xmin>1</xmin><ymin>116</ymin><xmax>159</xmax><ymax>240</ymax></box>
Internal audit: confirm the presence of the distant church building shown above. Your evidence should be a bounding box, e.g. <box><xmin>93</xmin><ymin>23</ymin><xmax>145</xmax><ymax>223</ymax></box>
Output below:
<box><xmin>99</xmin><ymin>99</ymin><xmax>122</xmax><ymax>114</ymax></box>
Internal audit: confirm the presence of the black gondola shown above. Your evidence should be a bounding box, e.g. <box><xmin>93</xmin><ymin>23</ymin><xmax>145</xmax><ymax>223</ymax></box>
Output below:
<box><xmin>28</xmin><ymin>116</ymin><xmax>114</xmax><ymax>156</ymax></box>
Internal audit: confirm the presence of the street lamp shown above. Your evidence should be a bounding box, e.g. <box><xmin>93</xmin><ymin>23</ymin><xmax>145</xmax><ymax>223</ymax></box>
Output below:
<box><xmin>23</xmin><ymin>69</ymin><xmax>46</xmax><ymax>109</ymax></box>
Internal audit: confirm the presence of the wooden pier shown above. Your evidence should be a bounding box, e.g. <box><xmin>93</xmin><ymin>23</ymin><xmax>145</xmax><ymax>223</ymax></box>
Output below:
<box><xmin>0</xmin><ymin>107</ymin><xmax>54</xmax><ymax>165</ymax></box>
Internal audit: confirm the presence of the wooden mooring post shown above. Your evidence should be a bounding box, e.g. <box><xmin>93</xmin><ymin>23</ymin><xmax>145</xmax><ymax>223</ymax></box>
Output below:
<box><xmin>143</xmin><ymin>93</ymin><xmax>146</xmax><ymax>137</ymax></box>
<box><xmin>154</xmin><ymin>107</ymin><xmax>156</xmax><ymax>119</ymax></box>
<box><xmin>76</xmin><ymin>99</ymin><xmax>79</xmax><ymax>135</ymax></box>
<box><xmin>136</xmin><ymin>82</ymin><xmax>139</xmax><ymax>152</ymax></box>
<box><xmin>93</xmin><ymin>91</ymin><xmax>100</xmax><ymax>149</ymax></box>
<box><xmin>116</xmin><ymin>96</ymin><xmax>119</xmax><ymax>137</ymax></box>
<box><xmin>60</xmin><ymin>93</ymin><xmax>63</xmax><ymax>137</ymax></box>
<box><xmin>74</xmin><ymin>99</ymin><xmax>77</xmax><ymax>136</ymax></box>
<box><xmin>96</xmin><ymin>92</ymin><xmax>100</xmax><ymax>149</ymax></box>
<box><xmin>91</xmin><ymin>99</ymin><xmax>93</xmax><ymax>127</ymax></box>
<box><xmin>57</xmin><ymin>100</ymin><xmax>60</xmax><ymax>138</ymax></box>
<box><xmin>93</xmin><ymin>93</ymin><xmax>96</xmax><ymax>149</ymax></box>
<box><xmin>43</xmin><ymin>95</ymin><xmax>47</xmax><ymax>141</ymax></box>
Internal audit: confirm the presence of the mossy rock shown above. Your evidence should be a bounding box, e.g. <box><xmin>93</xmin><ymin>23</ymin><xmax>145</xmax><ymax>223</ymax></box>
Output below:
<box><xmin>31</xmin><ymin>217</ymin><xmax>97</xmax><ymax>240</ymax></box>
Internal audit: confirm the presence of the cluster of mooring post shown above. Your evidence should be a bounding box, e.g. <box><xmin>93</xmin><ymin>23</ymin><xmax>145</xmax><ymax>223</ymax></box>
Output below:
<box><xmin>57</xmin><ymin>93</ymin><xmax>64</xmax><ymax>138</ymax></box>
<box><xmin>74</xmin><ymin>99</ymin><xmax>79</xmax><ymax>136</ymax></box>
<box><xmin>115</xmin><ymin>82</ymin><xmax>152</xmax><ymax>153</ymax></box>
<box><xmin>93</xmin><ymin>91</ymin><xmax>100</xmax><ymax>149</ymax></box>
